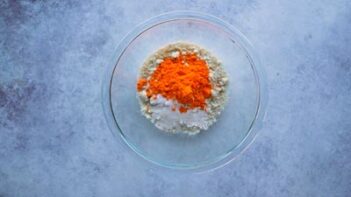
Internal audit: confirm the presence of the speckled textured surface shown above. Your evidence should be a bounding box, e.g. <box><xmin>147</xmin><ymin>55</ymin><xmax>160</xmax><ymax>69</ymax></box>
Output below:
<box><xmin>0</xmin><ymin>0</ymin><xmax>351</xmax><ymax>196</ymax></box>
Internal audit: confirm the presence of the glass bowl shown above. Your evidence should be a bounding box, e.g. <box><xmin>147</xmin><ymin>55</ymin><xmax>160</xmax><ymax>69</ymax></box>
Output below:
<box><xmin>102</xmin><ymin>11</ymin><xmax>266</xmax><ymax>171</ymax></box>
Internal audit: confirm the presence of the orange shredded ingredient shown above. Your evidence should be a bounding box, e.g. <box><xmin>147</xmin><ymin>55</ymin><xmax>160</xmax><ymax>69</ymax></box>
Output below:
<box><xmin>179</xmin><ymin>106</ymin><xmax>188</xmax><ymax>113</ymax></box>
<box><xmin>137</xmin><ymin>53</ymin><xmax>212</xmax><ymax>113</ymax></box>
<box><xmin>137</xmin><ymin>78</ymin><xmax>147</xmax><ymax>91</ymax></box>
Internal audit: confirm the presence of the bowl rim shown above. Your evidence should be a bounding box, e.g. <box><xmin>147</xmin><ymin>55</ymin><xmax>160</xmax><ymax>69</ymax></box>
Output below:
<box><xmin>102</xmin><ymin>10</ymin><xmax>267</xmax><ymax>172</ymax></box>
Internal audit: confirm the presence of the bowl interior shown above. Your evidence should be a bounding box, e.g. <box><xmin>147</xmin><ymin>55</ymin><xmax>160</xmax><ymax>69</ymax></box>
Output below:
<box><xmin>110</xmin><ymin>17</ymin><xmax>259</xmax><ymax>168</ymax></box>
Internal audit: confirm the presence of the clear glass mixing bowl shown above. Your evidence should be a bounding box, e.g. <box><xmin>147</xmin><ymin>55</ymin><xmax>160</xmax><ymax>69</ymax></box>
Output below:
<box><xmin>102</xmin><ymin>11</ymin><xmax>267</xmax><ymax>171</ymax></box>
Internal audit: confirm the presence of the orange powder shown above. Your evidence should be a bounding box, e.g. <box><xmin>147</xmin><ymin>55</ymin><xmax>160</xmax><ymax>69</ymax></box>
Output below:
<box><xmin>137</xmin><ymin>78</ymin><xmax>147</xmax><ymax>91</ymax></box>
<box><xmin>137</xmin><ymin>53</ymin><xmax>212</xmax><ymax>113</ymax></box>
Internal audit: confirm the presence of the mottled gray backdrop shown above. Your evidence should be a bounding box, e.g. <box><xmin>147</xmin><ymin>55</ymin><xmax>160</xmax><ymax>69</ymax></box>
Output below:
<box><xmin>1</xmin><ymin>0</ymin><xmax>351</xmax><ymax>196</ymax></box>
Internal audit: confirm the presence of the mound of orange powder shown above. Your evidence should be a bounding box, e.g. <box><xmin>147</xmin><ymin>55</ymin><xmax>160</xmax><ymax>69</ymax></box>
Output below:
<box><xmin>137</xmin><ymin>53</ymin><xmax>212</xmax><ymax>113</ymax></box>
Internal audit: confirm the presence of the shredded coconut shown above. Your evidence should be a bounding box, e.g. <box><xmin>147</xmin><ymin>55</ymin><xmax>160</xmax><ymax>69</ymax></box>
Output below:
<box><xmin>149</xmin><ymin>95</ymin><xmax>210</xmax><ymax>135</ymax></box>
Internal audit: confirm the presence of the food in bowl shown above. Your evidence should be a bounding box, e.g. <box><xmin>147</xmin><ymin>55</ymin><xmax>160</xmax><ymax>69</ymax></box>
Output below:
<box><xmin>136</xmin><ymin>42</ymin><xmax>228</xmax><ymax>135</ymax></box>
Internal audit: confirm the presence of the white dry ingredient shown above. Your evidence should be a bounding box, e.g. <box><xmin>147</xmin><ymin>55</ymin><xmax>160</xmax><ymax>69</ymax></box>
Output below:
<box><xmin>137</xmin><ymin>42</ymin><xmax>228</xmax><ymax>135</ymax></box>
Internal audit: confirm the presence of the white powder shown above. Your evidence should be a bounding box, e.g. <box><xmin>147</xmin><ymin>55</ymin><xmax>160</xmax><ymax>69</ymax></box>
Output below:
<box><xmin>149</xmin><ymin>95</ymin><xmax>210</xmax><ymax>135</ymax></box>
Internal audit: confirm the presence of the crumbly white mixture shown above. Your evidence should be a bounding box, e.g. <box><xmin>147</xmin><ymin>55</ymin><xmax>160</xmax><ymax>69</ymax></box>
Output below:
<box><xmin>137</xmin><ymin>42</ymin><xmax>228</xmax><ymax>135</ymax></box>
<box><xmin>148</xmin><ymin>95</ymin><xmax>210</xmax><ymax>134</ymax></box>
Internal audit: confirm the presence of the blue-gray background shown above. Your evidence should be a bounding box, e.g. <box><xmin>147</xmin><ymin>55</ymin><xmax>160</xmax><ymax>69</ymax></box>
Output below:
<box><xmin>1</xmin><ymin>0</ymin><xmax>350</xmax><ymax>196</ymax></box>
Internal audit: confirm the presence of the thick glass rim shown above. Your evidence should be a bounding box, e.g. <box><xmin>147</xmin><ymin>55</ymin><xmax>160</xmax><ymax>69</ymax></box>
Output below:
<box><xmin>102</xmin><ymin>11</ymin><xmax>267</xmax><ymax>172</ymax></box>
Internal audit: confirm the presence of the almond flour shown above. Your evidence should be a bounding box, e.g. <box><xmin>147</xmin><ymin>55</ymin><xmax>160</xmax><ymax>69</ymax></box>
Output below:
<box><xmin>137</xmin><ymin>42</ymin><xmax>228</xmax><ymax>135</ymax></box>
